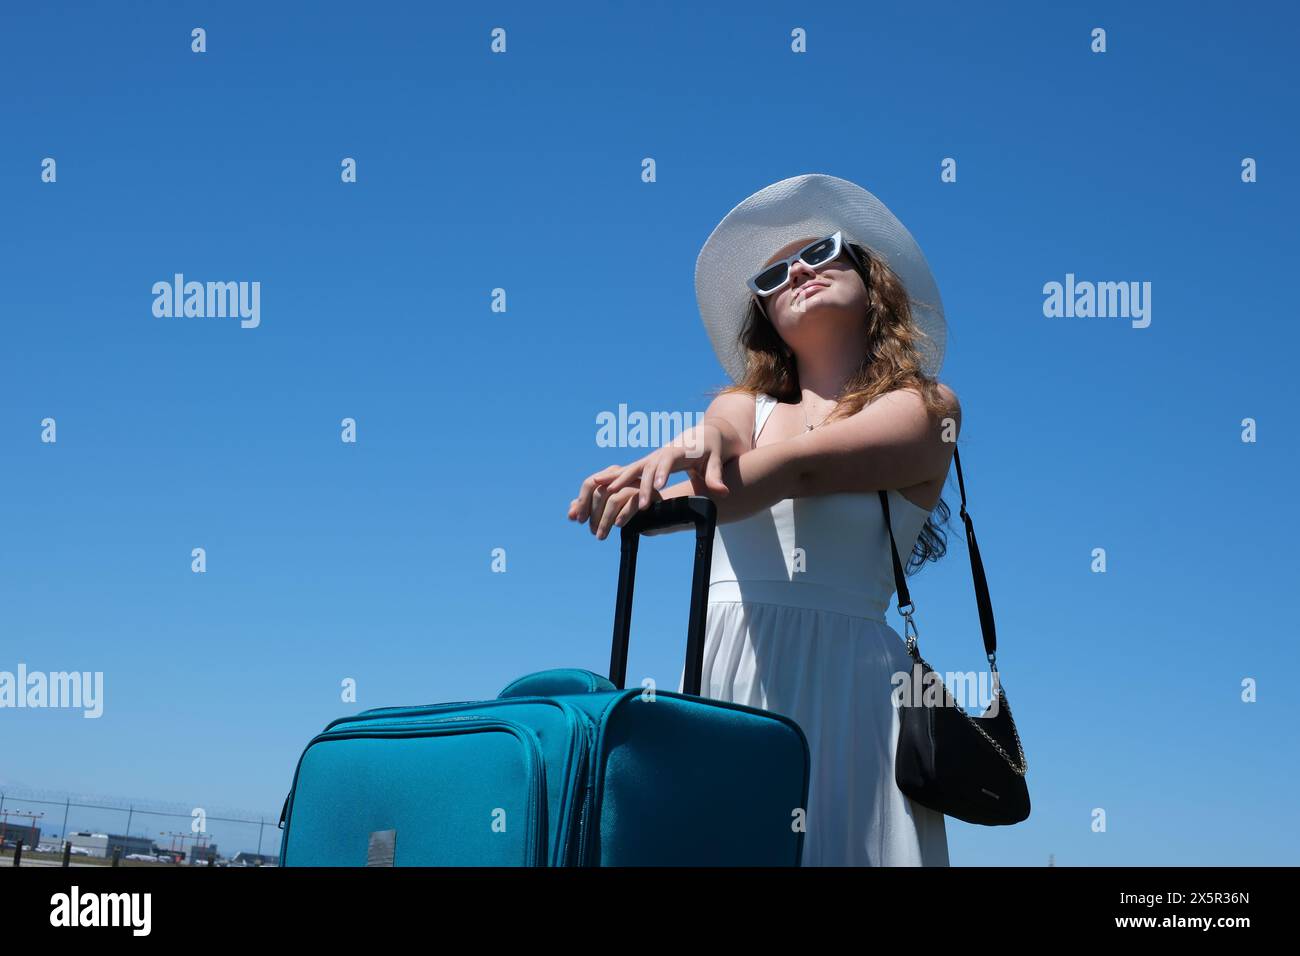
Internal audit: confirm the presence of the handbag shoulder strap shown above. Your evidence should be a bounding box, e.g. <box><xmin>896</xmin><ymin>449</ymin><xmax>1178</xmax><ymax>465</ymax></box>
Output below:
<box><xmin>878</xmin><ymin>445</ymin><xmax>998</xmax><ymax>662</ymax></box>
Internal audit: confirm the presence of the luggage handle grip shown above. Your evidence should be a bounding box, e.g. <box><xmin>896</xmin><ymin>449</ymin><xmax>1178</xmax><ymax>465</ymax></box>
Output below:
<box><xmin>622</xmin><ymin>495</ymin><xmax>715</xmax><ymax>536</ymax></box>
<box><xmin>609</xmin><ymin>496</ymin><xmax>717</xmax><ymax>697</ymax></box>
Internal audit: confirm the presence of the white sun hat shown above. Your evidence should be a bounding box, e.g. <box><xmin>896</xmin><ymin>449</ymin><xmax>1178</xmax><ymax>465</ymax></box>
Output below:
<box><xmin>694</xmin><ymin>172</ymin><xmax>947</xmax><ymax>383</ymax></box>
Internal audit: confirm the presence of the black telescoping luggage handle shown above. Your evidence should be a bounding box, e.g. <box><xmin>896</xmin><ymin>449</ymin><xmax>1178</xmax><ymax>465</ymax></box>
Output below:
<box><xmin>609</xmin><ymin>496</ymin><xmax>717</xmax><ymax>697</ymax></box>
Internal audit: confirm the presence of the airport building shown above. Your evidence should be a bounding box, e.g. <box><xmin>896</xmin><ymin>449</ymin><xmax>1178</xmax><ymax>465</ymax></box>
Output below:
<box><xmin>0</xmin><ymin>823</ymin><xmax>41</xmax><ymax>848</ymax></box>
<box><xmin>65</xmin><ymin>831</ymin><xmax>156</xmax><ymax>859</ymax></box>
<box><xmin>189</xmin><ymin>843</ymin><xmax>219</xmax><ymax>864</ymax></box>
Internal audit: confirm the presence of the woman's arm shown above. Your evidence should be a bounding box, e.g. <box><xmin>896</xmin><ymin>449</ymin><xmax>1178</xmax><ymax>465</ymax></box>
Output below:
<box><xmin>652</xmin><ymin>386</ymin><xmax>959</xmax><ymax>526</ymax></box>
<box><xmin>793</xmin><ymin>386</ymin><xmax>959</xmax><ymax>498</ymax></box>
<box><xmin>695</xmin><ymin>388</ymin><xmax>756</xmax><ymax>463</ymax></box>
<box><xmin>652</xmin><ymin>448</ymin><xmax>802</xmax><ymax>526</ymax></box>
<box><xmin>697</xmin><ymin>415</ymin><xmax>747</xmax><ymax>463</ymax></box>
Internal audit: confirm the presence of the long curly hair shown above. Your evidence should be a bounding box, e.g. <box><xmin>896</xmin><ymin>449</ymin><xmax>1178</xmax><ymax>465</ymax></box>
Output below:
<box><xmin>708</xmin><ymin>241</ymin><xmax>957</xmax><ymax>574</ymax></box>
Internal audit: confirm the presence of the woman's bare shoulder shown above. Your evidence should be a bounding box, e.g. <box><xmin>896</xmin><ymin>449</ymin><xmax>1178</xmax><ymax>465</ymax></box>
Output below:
<box><xmin>703</xmin><ymin>387</ymin><xmax>759</xmax><ymax>453</ymax></box>
<box><xmin>934</xmin><ymin>382</ymin><xmax>961</xmax><ymax>434</ymax></box>
<box><xmin>887</xmin><ymin>382</ymin><xmax>960</xmax><ymax>426</ymax></box>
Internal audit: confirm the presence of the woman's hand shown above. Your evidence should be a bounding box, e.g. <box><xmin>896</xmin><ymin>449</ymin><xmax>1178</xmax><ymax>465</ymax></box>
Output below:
<box><xmin>568</xmin><ymin>464</ymin><xmax>664</xmax><ymax>540</ymax></box>
<box><xmin>602</xmin><ymin>423</ymin><xmax>730</xmax><ymax>509</ymax></box>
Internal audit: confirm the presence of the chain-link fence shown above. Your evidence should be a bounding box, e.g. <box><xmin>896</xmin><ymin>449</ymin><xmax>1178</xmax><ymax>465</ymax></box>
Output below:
<box><xmin>1</xmin><ymin>788</ymin><xmax>280</xmax><ymax>867</ymax></box>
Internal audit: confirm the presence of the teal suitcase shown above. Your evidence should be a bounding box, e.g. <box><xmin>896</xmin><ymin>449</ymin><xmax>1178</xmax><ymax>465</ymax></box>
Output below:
<box><xmin>277</xmin><ymin>497</ymin><xmax>811</xmax><ymax>866</ymax></box>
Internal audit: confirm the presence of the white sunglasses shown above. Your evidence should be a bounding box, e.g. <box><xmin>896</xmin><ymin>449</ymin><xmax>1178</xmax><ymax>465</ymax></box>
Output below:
<box><xmin>746</xmin><ymin>230</ymin><xmax>865</xmax><ymax>298</ymax></box>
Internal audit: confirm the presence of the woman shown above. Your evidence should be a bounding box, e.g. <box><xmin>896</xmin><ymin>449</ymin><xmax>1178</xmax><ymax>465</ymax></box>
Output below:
<box><xmin>566</xmin><ymin>174</ymin><xmax>958</xmax><ymax>866</ymax></box>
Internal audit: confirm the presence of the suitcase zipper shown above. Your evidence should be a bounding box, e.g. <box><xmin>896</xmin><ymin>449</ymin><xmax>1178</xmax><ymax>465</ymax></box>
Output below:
<box><xmin>356</xmin><ymin>700</ymin><xmax>481</xmax><ymax>717</ymax></box>
<box><xmin>324</xmin><ymin>702</ymin><xmax>488</xmax><ymax>732</ymax></box>
<box><xmin>575</xmin><ymin>784</ymin><xmax>591</xmax><ymax>866</ymax></box>
<box><xmin>572</xmin><ymin>724</ymin><xmax>596</xmax><ymax>866</ymax></box>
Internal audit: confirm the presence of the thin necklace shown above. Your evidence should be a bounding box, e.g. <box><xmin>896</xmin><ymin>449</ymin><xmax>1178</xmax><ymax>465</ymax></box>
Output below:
<box><xmin>801</xmin><ymin>390</ymin><xmax>840</xmax><ymax>431</ymax></box>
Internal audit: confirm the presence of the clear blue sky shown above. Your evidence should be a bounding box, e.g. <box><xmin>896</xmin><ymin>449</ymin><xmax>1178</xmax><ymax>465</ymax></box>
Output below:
<box><xmin>1</xmin><ymin>1</ymin><xmax>1296</xmax><ymax>863</ymax></box>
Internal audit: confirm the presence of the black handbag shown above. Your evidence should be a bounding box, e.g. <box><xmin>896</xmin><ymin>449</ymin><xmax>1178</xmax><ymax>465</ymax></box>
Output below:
<box><xmin>878</xmin><ymin>446</ymin><xmax>1030</xmax><ymax>826</ymax></box>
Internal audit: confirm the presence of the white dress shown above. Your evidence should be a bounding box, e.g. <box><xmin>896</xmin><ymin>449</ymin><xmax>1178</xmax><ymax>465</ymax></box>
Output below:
<box><xmin>677</xmin><ymin>392</ymin><xmax>950</xmax><ymax>866</ymax></box>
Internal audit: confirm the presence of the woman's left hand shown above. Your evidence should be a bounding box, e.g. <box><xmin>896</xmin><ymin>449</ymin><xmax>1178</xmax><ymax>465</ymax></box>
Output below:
<box><xmin>569</xmin><ymin>481</ymin><xmax>663</xmax><ymax>540</ymax></box>
<box><xmin>603</xmin><ymin>423</ymin><xmax>731</xmax><ymax>508</ymax></box>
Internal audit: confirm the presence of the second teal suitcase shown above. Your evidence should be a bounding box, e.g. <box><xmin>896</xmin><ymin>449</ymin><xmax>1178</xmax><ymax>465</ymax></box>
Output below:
<box><xmin>277</xmin><ymin>497</ymin><xmax>811</xmax><ymax>866</ymax></box>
